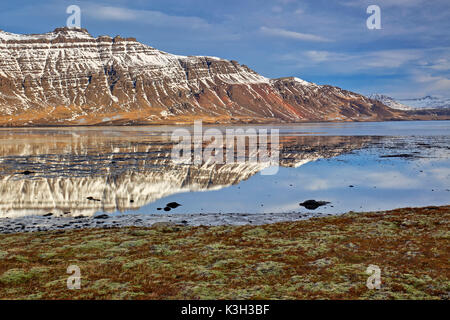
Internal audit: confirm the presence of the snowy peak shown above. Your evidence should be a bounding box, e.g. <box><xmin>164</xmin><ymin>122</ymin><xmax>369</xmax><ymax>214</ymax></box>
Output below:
<box><xmin>0</xmin><ymin>27</ymin><xmax>94</xmax><ymax>42</ymax></box>
<box><xmin>271</xmin><ymin>76</ymin><xmax>318</xmax><ymax>88</ymax></box>
<box><xmin>397</xmin><ymin>96</ymin><xmax>450</xmax><ymax>109</ymax></box>
<box><xmin>368</xmin><ymin>94</ymin><xmax>450</xmax><ymax>110</ymax></box>
<box><xmin>367</xmin><ymin>94</ymin><xmax>412</xmax><ymax>110</ymax></box>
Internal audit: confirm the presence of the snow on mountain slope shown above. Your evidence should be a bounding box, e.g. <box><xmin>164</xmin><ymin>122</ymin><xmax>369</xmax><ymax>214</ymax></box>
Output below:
<box><xmin>0</xmin><ymin>27</ymin><xmax>405</xmax><ymax>126</ymax></box>
<box><xmin>368</xmin><ymin>94</ymin><xmax>450</xmax><ymax>110</ymax></box>
<box><xmin>397</xmin><ymin>96</ymin><xmax>450</xmax><ymax>109</ymax></box>
<box><xmin>367</xmin><ymin>94</ymin><xmax>412</xmax><ymax>110</ymax></box>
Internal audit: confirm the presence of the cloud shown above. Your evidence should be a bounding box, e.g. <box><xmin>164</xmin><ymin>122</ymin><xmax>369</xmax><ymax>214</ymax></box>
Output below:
<box><xmin>415</xmin><ymin>73</ymin><xmax>450</xmax><ymax>92</ymax></box>
<box><xmin>84</xmin><ymin>5</ymin><xmax>210</xmax><ymax>29</ymax></box>
<box><xmin>342</xmin><ymin>0</ymin><xmax>424</xmax><ymax>7</ymax></box>
<box><xmin>279</xmin><ymin>49</ymin><xmax>422</xmax><ymax>69</ymax></box>
<box><xmin>260</xmin><ymin>26</ymin><xmax>332</xmax><ymax>42</ymax></box>
<box><xmin>364</xmin><ymin>172</ymin><xmax>420</xmax><ymax>189</ymax></box>
<box><xmin>299</xmin><ymin>169</ymin><xmax>421</xmax><ymax>191</ymax></box>
<box><xmin>303</xmin><ymin>51</ymin><xmax>349</xmax><ymax>63</ymax></box>
<box><xmin>363</xmin><ymin>50</ymin><xmax>422</xmax><ymax>68</ymax></box>
<box><xmin>427</xmin><ymin>58</ymin><xmax>450</xmax><ymax>71</ymax></box>
<box><xmin>88</xmin><ymin>6</ymin><xmax>137</xmax><ymax>21</ymax></box>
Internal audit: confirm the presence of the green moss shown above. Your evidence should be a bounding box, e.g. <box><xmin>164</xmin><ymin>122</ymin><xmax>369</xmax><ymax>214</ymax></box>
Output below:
<box><xmin>122</xmin><ymin>259</ymin><xmax>148</xmax><ymax>270</ymax></box>
<box><xmin>255</xmin><ymin>261</ymin><xmax>286</xmax><ymax>276</ymax></box>
<box><xmin>119</xmin><ymin>239</ymin><xmax>149</xmax><ymax>248</ymax></box>
<box><xmin>128</xmin><ymin>230</ymin><xmax>156</xmax><ymax>237</ymax></box>
<box><xmin>90</xmin><ymin>279</ymin><xmax>128</xmax><ymax>293</ymax></box>
<box><xmin>74</xmin><ymin>240</ymin><xmax>116</xmax><ymax>250</ymax></box>
<box><xmin>0</xmin><ymin>268</ymin><xmax>36</xmax><ymax>284</ymax></box>
<box><xmin>38</xmin><ymin>252</ymin><xmax>58</xmax><ymax>259</ymax></box>
<box><xmin>149</xmin><ymin>244</ymin><xmax>180</xmax><ymax>256</ymax></box>
<box><xmin>242</xmin><ymin>227</ymin><xmax>268</xmax><ymax>238</ymax></box>
<box><xmin>11</xmin><ymin>255</ymin><xmax>29</xmax><ymax>263</ymax></box>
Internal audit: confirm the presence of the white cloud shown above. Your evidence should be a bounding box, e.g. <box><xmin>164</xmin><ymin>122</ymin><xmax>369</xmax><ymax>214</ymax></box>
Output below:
<box><xmin>363</xmin><ymin>50</ymin><xmax>422</xmax><ymax>68</ymax></box>
<box><xmin>84</xmin><ymin>5</ymin><xmax>210</xmax><ymax>29</ymax></box>
<box><xmin>415</xmin><ymin>73</ymin><xmax>450</xmax><ymax>92</ymax></box>
<box><xmin>89</xmin><ymin>6</ymin><xmax>137</xmax><ymax>21</ymax></box>
<box><xmin>428</xmin><ymin>58</ymin><xmax>450</xmax><ymax>71</ymax></box>
<box><xmin>342</xmin><ymin>0</ymin><xmax>424</xmax><ymax>7</ymax></box>
<box><xmin>303</xmin><ymin>50</ymin><xmax>349</xmax><ymax>63</ymax></box>
<box><xmin>299</xmin><ymin>170</ymin><xmax>421</xmax><ymax>191</ymax></box>
<box><xmin>364</xmin><ymin>172</ymin><xmax>420</xmax><ymax>189</ymax></box>
<box><xmin>279</xmin><ymin>49</ymin><xmax>422</xmax><ymax>69</ymax></box>
<box><xmin>260</xmin><ymin>26</ymin><xmax>332</xmax><ymax>42</ymax></box>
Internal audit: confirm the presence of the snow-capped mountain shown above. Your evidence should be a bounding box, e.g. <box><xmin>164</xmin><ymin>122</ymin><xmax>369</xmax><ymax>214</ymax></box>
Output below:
<box><xmin>0</xmin><ymin>27</ymin><xmax>406</xmax><ymax>126</ymax></box>
<box><xmin>368</xmin><ymin>94</ymin><xmax>450</xmax><ymax>110</ymax></box>
<box><xmin>397</xmin><ymin>96</ymin><xmax>450</xmax><ymax>109</ymax></box>
<box><xmin>367</xmin><ymin>94</ymin><xmax>412</xmax><ymax>110</ymax></box>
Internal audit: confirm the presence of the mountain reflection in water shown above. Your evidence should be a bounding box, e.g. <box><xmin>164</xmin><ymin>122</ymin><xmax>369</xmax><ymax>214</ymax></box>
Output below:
<box><xmin>0</xmin><ymin>128</ymin><xmax>378</xmax><ymax>217</ymax></box>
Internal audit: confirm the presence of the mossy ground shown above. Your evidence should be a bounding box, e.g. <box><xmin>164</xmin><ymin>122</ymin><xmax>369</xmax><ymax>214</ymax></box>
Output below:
<box><xmin>0</xmin><ymin>206</ymin><xmax>448</xmax><ymax>300</ymax></box>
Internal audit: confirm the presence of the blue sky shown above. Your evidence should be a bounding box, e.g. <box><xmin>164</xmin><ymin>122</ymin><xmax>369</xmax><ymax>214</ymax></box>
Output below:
<box><xmin>1</xmin><ymin>0</ymin><xmax>449</xmax><ymax>99</ymax></box>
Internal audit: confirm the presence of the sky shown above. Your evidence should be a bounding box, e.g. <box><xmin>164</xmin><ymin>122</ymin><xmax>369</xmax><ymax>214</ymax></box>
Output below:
<box><xmin>1</xmin><ymin>0</ymin><xmax>449</xmax><ymax>99</ymax></box>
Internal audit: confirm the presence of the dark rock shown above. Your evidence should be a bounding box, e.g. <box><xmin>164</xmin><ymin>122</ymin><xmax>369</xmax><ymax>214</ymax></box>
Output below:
<box><xmin>94</xmin><ymin>214</ymin><xmax>109</xmax><ymax>219</ymax></box>
<box><xmin>299</xmin><ymin>200</ymin><xmax>330</xmax><ymax>210</ymax></box>
<box><xmin>380</xmin><ymin>154</ymin><xmax>414</xmax><ymax>158</ymax></box>
<box><xmin>166</xmin><ymin>202</ymin><xmax>181</xmax><ymax>209</ymax></box>
<box><xmin>43</xmin><ymin>213</ymin><xmax>53</xmax><ymax>217</ymax></box>
<box><xmin>87</xmin><ymin>196</ymin><xmax>101</xmax><ymax>201</ymax></box>
<box><xmin>163</xmin><ymin>207</ymin><xmax>171</xmax><ymax>211</ymax></box>
<box><xmin>21</xmin><ymin>170</ymin><xmax>34</xmax><ymax>175</ymax></box>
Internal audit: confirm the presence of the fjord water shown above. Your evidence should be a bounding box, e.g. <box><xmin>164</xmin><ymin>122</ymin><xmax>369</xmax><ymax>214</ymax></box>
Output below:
<box><xmin>0</xmin><ymin>121</ymin><xmax>448</xmax><ymax>218</ymax></box>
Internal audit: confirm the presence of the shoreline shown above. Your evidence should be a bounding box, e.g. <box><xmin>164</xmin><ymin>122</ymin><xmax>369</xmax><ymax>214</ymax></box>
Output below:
<box><xmin>0</xmin><ymin>205</ymin><xmax>447</xmax><ymax>234</ymax></box>
<box><xmin>0</xmin><ymin>118</ymin><xmax>449</xmax><ymax>129</ymax></box>
<box><xmin>0</xmin><ymin>210</ymin><xmax>340</xmax><ymax>234</ymax></box>
<box><xmin>0</xmin><ymin>205</ymin><xmax>448</xmax><ymax>299</ymax></box>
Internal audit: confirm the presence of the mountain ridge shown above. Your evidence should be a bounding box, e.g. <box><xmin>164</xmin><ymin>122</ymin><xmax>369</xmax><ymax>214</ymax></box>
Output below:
<box><xmin>368</xmin><ymin>94</ymin><xmax>450</xmax><ymax>110</ymax></box>
<box><xmin>0</xmin><ymin>27</ymin><xmax>415</xmax><ymax>126</ymax></box>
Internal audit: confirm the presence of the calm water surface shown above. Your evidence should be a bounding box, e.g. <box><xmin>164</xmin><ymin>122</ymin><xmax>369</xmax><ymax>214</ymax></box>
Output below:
<box><xmin>0</xmin><ymin>121</ymin><xmax>448</xmax><ymax>218</ymax></box>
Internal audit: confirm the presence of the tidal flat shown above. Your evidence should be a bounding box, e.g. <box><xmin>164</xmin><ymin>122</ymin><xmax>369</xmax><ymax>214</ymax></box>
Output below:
<box><xmin>0</xmin><ymin>205</ymin><xmax>448</xmax><ymax>300</ymax></box>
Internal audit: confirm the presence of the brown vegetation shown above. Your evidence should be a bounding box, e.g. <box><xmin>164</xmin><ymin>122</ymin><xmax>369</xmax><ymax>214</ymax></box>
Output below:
<box><xmin>0</xmin><ymin>206</ymin><xmax>448</xmax><ymax>299</ymax></box>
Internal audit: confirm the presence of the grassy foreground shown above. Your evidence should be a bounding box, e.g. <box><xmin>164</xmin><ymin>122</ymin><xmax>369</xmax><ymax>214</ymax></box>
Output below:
<box><xmin>0</xmin><ymin>206</ymin><xmax>449</xmax><ymax>300</ymax></box>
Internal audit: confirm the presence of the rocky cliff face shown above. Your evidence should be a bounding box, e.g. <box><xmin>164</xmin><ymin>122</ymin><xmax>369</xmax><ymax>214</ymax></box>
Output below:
<box><xmin>0</xmin><ymin>27</ymin><xmax>406</xmax><ymax>126</ymax></box>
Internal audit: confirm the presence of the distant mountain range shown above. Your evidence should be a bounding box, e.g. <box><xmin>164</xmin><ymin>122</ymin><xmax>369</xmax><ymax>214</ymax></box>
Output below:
<box><xmin>368</xmin><ymin>94</ymin><xmax>450</xmax><ymax>110</ymax></box>
<box><xmin>0</xmin><ymin>27</ymin><xmax>412</xmax><ymax>126</ymax></box>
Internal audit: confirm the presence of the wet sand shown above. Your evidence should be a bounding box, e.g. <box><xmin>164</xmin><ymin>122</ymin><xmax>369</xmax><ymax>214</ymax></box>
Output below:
<box><xmin>0</xmin><ymin>210</ymin><xmax>334</xmax><ymax>234</ymax></box>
